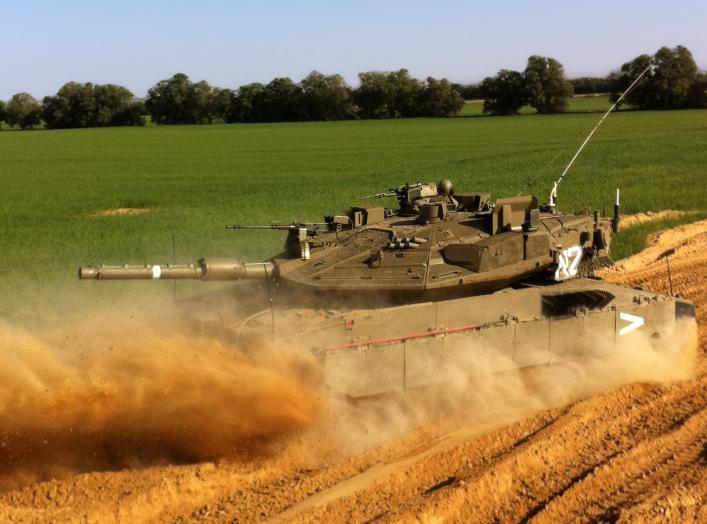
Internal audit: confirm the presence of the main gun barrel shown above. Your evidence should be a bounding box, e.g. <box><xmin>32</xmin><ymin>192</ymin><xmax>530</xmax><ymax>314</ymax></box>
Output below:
<box><xmin>79</xmin><ymin>258</ymin><xmax>274</xmax><ymax>281</ymax></box>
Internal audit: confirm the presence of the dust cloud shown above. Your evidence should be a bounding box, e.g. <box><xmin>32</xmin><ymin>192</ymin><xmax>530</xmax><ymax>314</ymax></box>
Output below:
<box><xmin>319</xmin><ymin>317</ymin><xmax>697</xmax><ymax>455</ymax></box>
<box><xmin>0</xmin><ymin>300</ymin><xmax>695</xmax><ymax>493</ymax></box>
<box><xmin>0</xmin><ymin>312</ymin><xmax>322</xmax><ymax>491</ymax></box>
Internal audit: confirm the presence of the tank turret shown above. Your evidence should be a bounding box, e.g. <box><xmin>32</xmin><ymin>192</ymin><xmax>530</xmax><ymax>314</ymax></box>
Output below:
<box><xmin>79</xmin><ymin>181</ymin><xmax>614</xmax><ymax>303</ymax></box>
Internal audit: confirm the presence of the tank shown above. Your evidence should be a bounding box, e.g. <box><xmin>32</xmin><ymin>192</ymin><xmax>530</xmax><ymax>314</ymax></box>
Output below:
<box><xmin>79</xmin><ymin>181</ymin><xmax>695</xmax><ymax>397</ymax></box>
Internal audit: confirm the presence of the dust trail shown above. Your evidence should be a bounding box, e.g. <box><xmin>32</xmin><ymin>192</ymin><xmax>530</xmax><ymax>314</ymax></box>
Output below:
<box><xmin>0</xmin><ymin>302</ymin><xmax>695</xmax><ymax>494</ymax></box>
<box><xmin>0</xmin><ymin>314</ymin><xmax>322</xmax><ymax>491</ymax></box>
<box><xmin>319</xmin><ymin>317</ymin><xmax>697</xmax><ymax>457</ymax></box>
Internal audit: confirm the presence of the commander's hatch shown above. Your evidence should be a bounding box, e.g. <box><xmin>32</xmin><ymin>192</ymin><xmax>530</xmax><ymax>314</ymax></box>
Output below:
<box><xmin>491</xmin><ymin>196</ymin><xmax>539</xmax><ymax>234</ymax></box>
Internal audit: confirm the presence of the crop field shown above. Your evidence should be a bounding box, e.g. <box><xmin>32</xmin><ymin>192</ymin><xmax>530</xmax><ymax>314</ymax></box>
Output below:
<box><xmin>460</xmin><ymin>93</ymin><xmax>612</xmax><ymax>116</ymax></box>
<box><xmin>1</xmin><ymin>106</ymin><xmax>706</xmax><ymax>317</ymax></box>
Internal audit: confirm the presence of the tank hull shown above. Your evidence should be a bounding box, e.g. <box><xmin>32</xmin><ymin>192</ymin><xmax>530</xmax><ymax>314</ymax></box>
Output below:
<box><xmin>223</xmin><ymin>279</ymin><xmax>694</xmax><ymax>397</ymax></box>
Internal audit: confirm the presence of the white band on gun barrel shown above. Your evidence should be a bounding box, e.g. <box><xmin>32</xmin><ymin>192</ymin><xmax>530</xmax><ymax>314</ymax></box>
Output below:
<box><xmin>151</xmin><ymin>265</ymin><xmax>162</xmax><ymax>279</ymax></box>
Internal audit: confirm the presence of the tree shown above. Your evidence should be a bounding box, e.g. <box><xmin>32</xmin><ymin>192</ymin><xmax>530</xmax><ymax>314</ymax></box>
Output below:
<box><xmin>354</xmin><ymin>71</ymin><xmax>395</xmax><ymax>118</ymax></box>
<box><xmin>263</xmin><ymin>77</ymin><xmax>305</xmax><ymax>121</ymax></box>
<box><xmin>0</xmin><ymin>100</ymin><xmax>6</xmax><ymax>125</ymax></box>
<box><xmin>416</xmin><ymin>77</ymin><xmax>464</xmax><ymax>117</ymax></box>
<box><xmin>145</xmin><ymin>73</ymin><xmax>214</xmax><ymax>124</ymax></box>
<box><xmin>210</xmin><ymin>88</ymin><xmax>233</xmax><ymax>122</ymax></box>
<box><xmin>569</xmin><ymin>77</ymin><xmax>610</xmax><ymax>95</ymax></box>
<box><xmin>111</xmin><ymin>99</ymin><xmax>146</xmax><ymax>126</ymax></box>
<box><xmin>480</xmin><ymin>70</ymin><xmax>527</xmax><ymax>115</ymax></box>
<box><xmin>227</xmin><ymin>83</ymin><xmax>267</xmax><ymax>122</ymax></box>
<box><xmin>5</xmin><ymin>93</ymin><xmax>42</xmax><ymax>129</ymax></box>
<box><xmin>611</xmin><ymin>46</ymin><xmax>707</xmax><ymax>110</ymax></box>
<box><xmin>187</xmin><ymin>80</ymin><xmax>214</xmax><ymax>123</ymax></box>
<box><xmin>43</xmin><ymin>82</ymin><xmax>143</xmax><ymax>128</ymax></box>
<box><xmin>687</xmin><ymin>72</ymin><xmax>707</xmax><ymax>108</ymax></box>
<box><xmin>524</xmin><ymin>56</ymin><xmax>573</xmax><ymax>114</ymax></box>
<box><xmin>300</xmin><ymin>71</ymin><xmax>355</xmax><ymax>121</ymax></box>
<box><xmin>387</xmin><ymin>69</ymin><xmax>421</xmax><ymax>117</ymax></box>
<box><xmin>93</xmin><ymin>84</ymin><xmax>143</xmax><ymax>126</ymax></box>
<box><xmin>354</xmin><ymin>69</ymin><xmax>423</xmax><ymax>118</ymax></box>
<box><xmin>451</xmin><ymin>83</ymin><xmax>483</xmax><ymax>100</ymax></box>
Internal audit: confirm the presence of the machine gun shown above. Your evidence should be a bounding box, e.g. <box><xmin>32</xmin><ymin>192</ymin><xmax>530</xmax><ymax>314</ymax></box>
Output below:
<box><xmin>362</xmin><ymin>182</ymin><xmax>442</xmax><ymax>215</ymax></box>
<box><xmin>361</xmin><ymin>188</ymin><xmax>400</xmax><ymax>200</ymax></box>
<box><xmin>226</xmin><ymin>222</ymin><xmax>331</xmax><ymax>259</ymax></box>
<box><xmin>226</xmin><ymin>222</ymin><xmax>329</xmax><ymax>235</ymax></box>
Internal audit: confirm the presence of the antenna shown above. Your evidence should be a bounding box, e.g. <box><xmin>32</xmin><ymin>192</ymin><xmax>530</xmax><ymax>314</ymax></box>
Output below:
<box><xmin>549</xmin><ymin>64</ymin><xmax>652</xmax><ymax>207</ymax></box>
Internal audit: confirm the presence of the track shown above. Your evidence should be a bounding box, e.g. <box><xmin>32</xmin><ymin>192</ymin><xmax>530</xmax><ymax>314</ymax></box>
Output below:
<box><xmin>1</xmin><ymin>219</ymin><xmax>705</xmax><ymax>523</ymax></box>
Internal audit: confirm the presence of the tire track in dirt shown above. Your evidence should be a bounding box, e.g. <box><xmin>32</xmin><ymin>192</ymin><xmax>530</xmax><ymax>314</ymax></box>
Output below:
<box><xmin>529</xmin><ymin>407</ymin><xmax>707</xmax><ymax>523</ymax></box>
<box><xmin>170</xmin><ymin>411</ymin><xmax>563</xmax><ymax>523</ymax></box>
<box><xmin>311</xmin><ymin>377</ymin><xmax>707</xmax><ymax>523</ymax></box>
<box><xmin>263</xmin><ymin>423</ymin><xmax>503</xmax><ymax>523</ymax></box>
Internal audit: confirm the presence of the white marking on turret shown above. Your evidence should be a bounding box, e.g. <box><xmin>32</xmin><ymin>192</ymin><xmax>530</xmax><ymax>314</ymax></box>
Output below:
<box><xmin>554</xmin><ymin>246</ymin><xmax>582</xmax><ymax>281</ymax></box>
<box><xmin>151</xmin><ymin>265</ymin><xmax>162</xmax><ymax>279</ymax></box>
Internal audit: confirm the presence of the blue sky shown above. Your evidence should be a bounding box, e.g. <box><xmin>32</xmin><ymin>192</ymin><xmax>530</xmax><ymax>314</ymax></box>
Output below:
<box><xmin>2</xmin><ymin>0</ymin><xmax>706</xmax><ymax>99</ymax></box>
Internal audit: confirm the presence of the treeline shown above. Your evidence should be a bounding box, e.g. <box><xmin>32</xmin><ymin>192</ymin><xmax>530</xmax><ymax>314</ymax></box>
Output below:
<box><xmin>0</xmin><ymin>69</ymin><xmax>463</xmax><ymax>129</ymax></box>
<box><xmin>146</xmin><ymin>69</ymin><xmax>464</xmax><ymax>124</ymax></box>
<box><xmin>477</xmin><ymin>46</ymin><xmax>706</xmax><ymax>115</ymax></box>
<box><xmin>1</xmin><ymin>45</ymin><xmax>704</xmax><ymax>130</ymax></box>
<box><xmin>0</xmin><ymin>83</ymin><xmax>144</xmax><ymax>130</ymax></box>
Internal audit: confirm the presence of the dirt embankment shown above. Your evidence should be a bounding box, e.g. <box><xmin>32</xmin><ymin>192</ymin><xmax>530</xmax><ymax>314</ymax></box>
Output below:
<box><xmin>0</xmin><ymin>220</ymin><xmax>705</xmax><ymax>523</ymax></box>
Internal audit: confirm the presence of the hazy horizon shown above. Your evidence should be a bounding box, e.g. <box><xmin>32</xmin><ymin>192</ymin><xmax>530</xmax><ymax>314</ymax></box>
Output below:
<box><xmin>2</xmin><ymin>0</ymin><xmax>706</xmax><ymax>100</ymax></box>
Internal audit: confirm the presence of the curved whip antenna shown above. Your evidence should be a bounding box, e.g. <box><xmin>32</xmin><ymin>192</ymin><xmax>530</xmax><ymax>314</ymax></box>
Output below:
<box><xmin>549</xmin><ymin>64</ymin><xmax>652</xmax><ymax>207</ymax></box>
<box><xmin>516</xmin><ymin>148</ymin><xmax>564</xmax><ymax>196</ymax></box>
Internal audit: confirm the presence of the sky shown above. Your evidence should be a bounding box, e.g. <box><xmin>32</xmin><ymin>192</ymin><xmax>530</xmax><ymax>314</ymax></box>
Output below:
<box><xmin>2</xmin><ymin>0</ymin><xmax>706</xmax><ymax>99</ymax></box>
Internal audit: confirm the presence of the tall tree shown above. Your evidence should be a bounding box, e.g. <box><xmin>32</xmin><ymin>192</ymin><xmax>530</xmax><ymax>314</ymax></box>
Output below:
<box><xmin>210</xmin><ymin>87</ymin><xmax>233</xmax><ymax>122</ymax></box>
<box><xmin>387</xmin><ymin>69</ymin><xmax>421</xmax><ymax>117</ymax></box>
<box><xmin>524</xmin><ymin>56</ymin><xmax>573</xmax><ymax>114</ymax></box>
<box><xmin>480</xmin><ymin>69</ymin><xmax>527</xmax><ymax>115</ymax></box>
<box><xmin>93</xmin><ymin>84</ymin><xmax>143</xmax><ymax>126</ymax></box>
<box><xmin>353</xmin><ymin>69</ymin><xmax>422</xmax><ymax>118</ymax></box>
<box><xmin>227</xmin><ymin>83</ymin><xmax>267</xmax><ymax>122</ymax></box>
<box><xmin>263</xmin><ymin>77</ymin><xmax>305</xmax><ymax>121</ymax></box>
<box><xmin>611</xmin><ymin>46</ymin><xmax>707</xmax><ymax>110</ymax></box>
<box><xmin>354</xmin><ymin>71</ymin><xmax>394</xmax><ymax>118</ymax></box>
<box><xmin>43</xmin><ymin>82</ymin><xmax>94</xmax><ymax>128</ymax></box>
<box><xmin>5</xmin><ymin>93</ymin><xmax>42</xmax><ymax>129</ymax></box>
<box><xmin>300</xmin><ymin>71</ymin><xmax>355</xmax><ymax>121</ymax></box>
<box><xmin>43</xmin><ymin>82</ymin><xmax>142</xmax><ymax>128</ymax></box>
<box><xmin>0</xmin><ymin>100</ymin><xmax>6</xmax><ymax>125</ymax></box>
<box><xmin>145</xmin><ymin>73</ymin><xmax>214</xmax><ymax>124</ymax></box>
<box><xmin>416</xmin><ymin>77</ymin><xmax>464</xmax><ymax>117</ymax></box>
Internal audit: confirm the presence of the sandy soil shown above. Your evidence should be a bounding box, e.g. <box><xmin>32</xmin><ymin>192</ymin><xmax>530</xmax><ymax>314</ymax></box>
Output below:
<box><xmin>90</xmin><ymin>208</ymin><xmax>152</xmax><ymax>217</ymax></box>
<box><xmin>618</xmin><ymin>210</ymin><xmax>689</xmax><ymax>229</ymax></box>
<box><xmin>1</xmin><ymin>220</ymin><xmax>705</xmax><ymax>523</ymax></box>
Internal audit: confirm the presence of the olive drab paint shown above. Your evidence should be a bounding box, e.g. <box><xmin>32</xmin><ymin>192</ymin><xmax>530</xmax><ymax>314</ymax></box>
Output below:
<box><xmin>79</xmin><ymin>180</ymin><xmax>695</xmax><ymax>397</ymax></box>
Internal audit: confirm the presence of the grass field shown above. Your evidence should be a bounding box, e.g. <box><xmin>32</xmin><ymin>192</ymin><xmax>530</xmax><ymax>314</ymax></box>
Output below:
<box><xmin>460</xmin><ymin>94</ymin><xmax>612</xmax><ymax>117</ymax></box>
<box><xmin>1</xmin><ymin>107</ymin><xmax>705</xmax><ymax>317</ymax></box>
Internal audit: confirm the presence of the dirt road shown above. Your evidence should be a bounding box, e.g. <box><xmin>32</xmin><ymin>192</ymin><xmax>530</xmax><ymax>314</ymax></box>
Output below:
<box><xmin>1</xmin><ymin>220</ymin><xmax>705</xmax><ymax>523</ymax></box>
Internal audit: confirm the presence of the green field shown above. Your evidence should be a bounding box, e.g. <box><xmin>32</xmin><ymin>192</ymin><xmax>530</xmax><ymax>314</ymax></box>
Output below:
<box><xmin>1</xmin><ymin>108</ymin><xmax>705</xmax><ymax>317</ymax></box>
<box><xmin>460</xmin><ymin>94</ymin><xmax>612</xmax><ymax>117</ymax></box>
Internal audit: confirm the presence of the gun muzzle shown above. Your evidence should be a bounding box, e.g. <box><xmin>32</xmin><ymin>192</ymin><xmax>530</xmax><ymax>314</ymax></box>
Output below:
<box><xmin>79</xmin><ymin>258</ymin><xmax>274</xmax><ymax>281</ymax></box>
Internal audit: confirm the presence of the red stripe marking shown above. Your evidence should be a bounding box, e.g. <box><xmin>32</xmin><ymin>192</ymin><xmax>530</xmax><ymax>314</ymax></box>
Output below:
<box><xmin>325</xmin><ymin>323</ymin><xmax>481</xmax><ymax>353</ymax></box>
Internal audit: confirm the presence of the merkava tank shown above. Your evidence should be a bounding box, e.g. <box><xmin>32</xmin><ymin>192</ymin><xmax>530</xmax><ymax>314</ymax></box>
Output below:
<box><xmin>79</xmin><ymin>180</ymin><xmax>695</xmax><ymax>397</ymax></box>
